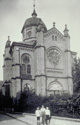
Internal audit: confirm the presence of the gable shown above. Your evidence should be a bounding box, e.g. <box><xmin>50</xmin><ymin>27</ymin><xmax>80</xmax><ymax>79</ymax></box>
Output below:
<box><xmin>44</xmin><ymin>27</ymin><xmax>65</xmax><ymax>41</ymax></box>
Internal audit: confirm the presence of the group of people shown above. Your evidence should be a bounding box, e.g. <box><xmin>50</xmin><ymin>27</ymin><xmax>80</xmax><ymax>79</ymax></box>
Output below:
<box><xmin>35</xmin><ymin>105</ymin><xmax>51</xmax><ymax>125</ymax></box>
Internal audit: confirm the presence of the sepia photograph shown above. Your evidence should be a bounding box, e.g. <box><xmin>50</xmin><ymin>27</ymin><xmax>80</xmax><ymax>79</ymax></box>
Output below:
<box><xmin>0</xmin><ymin>0</ymin><xmax>80</xmax><ymax>125</ymax></box>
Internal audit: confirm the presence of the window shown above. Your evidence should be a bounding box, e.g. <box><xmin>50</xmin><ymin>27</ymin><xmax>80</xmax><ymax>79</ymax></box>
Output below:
<box><xmin>27</xmin><ymin>31</ymin><xmax>32</xmax><ymax>38</ymax></box>
<box><xmin>52</xmin><ymin>36</ymin><xmax>54</xmax><ymax>41</ymax></box>
<box><xmin>21</xmin><ymin>64</ymin><xmax>26</xmax><ymax>74</ymax></box>
<box><xmin>27</xmin><ymin>64</ymin><xmax>31</xmax><ymax>74</ymax></box>
<box><xmin>21</xmin><ymin>54</ymin><xmax>31</xmax><ymax>79</ymax></box>
<box><xmin>52</xmin><ymin>36</ymin><xmax>57</xmax><ymax>41</ymax></box>
<box><xmin>55</xmin><ymin>36</ymin><xmax>57</xmax><ymax>41</ymax></box>
<box><xmin>23</xmin><ymin>56</ymin><xmax>30</xmax><ymax>64</ymax></box>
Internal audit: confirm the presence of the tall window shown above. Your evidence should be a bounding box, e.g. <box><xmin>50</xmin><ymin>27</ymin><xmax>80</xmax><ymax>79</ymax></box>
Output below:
<box><xmin>21</xmin><ymin>54</ymin><xmax>31</xmax><ymax>79</ymax></box>
<box><xmin>21</xmin><ymin>64</ymin><xmax>26</xmax><ymax>74</ymax></box>
<box><xmin>52</xmin><ymin>36</ymin><xmax>54</xmax><ymax>41</ymax></box>
<box><xmin>27</xmin><ymin>64</ymin><xmax>31</xmax><ymax>74</ymax></box>
<box><xmin>55</xmin><ymin>36</ymin><xmax>57</xmax><ymax>41</ymax></box>
<box><xmin>52</xmin><ymin>35</ymin><xmax>57</xmax><ymax>41</ymax></box>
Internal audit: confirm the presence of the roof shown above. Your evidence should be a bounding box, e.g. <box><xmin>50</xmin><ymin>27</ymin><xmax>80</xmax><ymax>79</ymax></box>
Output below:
<box><xmin>21</xmin><ymin>16</ymin><xmax>47</xmax><ymax>33</ymax></box>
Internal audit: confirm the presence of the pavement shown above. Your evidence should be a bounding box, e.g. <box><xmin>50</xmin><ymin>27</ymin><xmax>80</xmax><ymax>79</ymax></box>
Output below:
<box><xmin>1</xmin><ymin>112</ymin><xmax>80</xmax><ymax>125</ymax></box>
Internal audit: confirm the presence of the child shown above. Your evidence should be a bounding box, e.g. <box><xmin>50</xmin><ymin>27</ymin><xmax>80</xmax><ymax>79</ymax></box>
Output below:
<box><xmin>35</xmin><ymin>107</ymin><xmax>41</xmax><ymax>125</ymax></box>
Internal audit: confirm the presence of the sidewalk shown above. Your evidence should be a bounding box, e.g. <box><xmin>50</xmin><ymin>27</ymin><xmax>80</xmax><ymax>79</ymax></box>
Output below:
<box><xmin>2</xmin><ymin>112</ymin><xmax>80</xmax><ymax>125</ymax></box>
<box><xmin>6</xmin><ymin>112</ymin><xmax>36</xmax><ymax>125</ymax></box>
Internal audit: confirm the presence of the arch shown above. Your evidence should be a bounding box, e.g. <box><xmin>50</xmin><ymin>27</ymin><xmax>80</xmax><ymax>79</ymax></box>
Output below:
<box><xmin>21</xmin><ymin>53</ymin><xmax>31</xmax><ymax>64</ymax></box>
<box><xmin>48</xmin><ymin>81</ymin><xmax>63</xmax><ymax>95</ymax></box>
<box><xmin>47</xmin><ymin>46</ymin><xmax>63</xmax><ymax>55</ymax></box>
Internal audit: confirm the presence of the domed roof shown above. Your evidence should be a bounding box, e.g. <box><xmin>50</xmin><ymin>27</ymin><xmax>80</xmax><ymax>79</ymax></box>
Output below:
<box><xmin>21</xmin><ymin>10</ymin><xmax>47</xmax><ymax>33</ymax></box>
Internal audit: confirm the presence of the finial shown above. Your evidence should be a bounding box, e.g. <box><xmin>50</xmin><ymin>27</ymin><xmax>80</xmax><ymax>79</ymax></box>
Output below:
<box><xmin>33</xmin><ymin>0</ymin><xmax>35</xmax><ymax>10</ymax></box>
<box><xmin>8</xmin><ymin>36</ymin><xmax>10</xmax><ymax>41</ymax></box>
<box><xmin>6</xmin><ymin>36</ymin><xmax>11</xmax><ymax>48</ymax></box>
<box><xmin>65</xmin><ymin>24</ymin><xmax>68</xmax><ymax>30</ymax></box>
<box><xmin>32</xmin><ymin>0</ymin><xmax>37</xmax><ymax>17</ymax></box>
<box><xmin>53</xmin><ymin>22</ymin><xmax>55</xmax><ymax>27</ymax></box>
<box><xmin>63</xmin><ymin>24</ymin><xmax>69</xmax><ymax>37</ymax></box>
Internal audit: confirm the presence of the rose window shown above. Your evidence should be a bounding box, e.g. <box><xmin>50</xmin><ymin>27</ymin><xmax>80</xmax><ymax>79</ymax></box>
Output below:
<box><xmin>47</xmin><ymin>48</ymin><xmax>61</xmax><ymax>66</ymax></box>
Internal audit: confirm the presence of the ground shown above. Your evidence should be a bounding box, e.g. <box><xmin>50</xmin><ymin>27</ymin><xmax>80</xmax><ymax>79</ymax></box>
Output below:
<box><xmin>0</xmin><ymin>112</ymin><xmax>80</xmax><ymax>125</ymax></box>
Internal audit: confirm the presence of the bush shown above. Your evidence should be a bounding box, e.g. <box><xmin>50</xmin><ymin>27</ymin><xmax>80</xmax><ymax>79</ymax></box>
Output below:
<box><xmin>17</xmin><ymin>91</ymin><xmax>80</xmax><ymax>118</ymax></box>
<box><xmin>18</xmin><ymin>91</ymin><xmax>68</xmax><ymax>114</ymax></box>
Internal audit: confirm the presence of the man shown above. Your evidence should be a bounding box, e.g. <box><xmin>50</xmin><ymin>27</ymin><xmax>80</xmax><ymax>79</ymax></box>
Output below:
<box><xmin>35</xmin><ymin>107</ymin><xmax>41</xmax><ymax>125</ymax></box>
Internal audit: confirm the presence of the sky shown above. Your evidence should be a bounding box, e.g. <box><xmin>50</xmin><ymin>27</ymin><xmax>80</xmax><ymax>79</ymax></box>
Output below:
<box><xmin>0</xmin><ymin>0</ymin><xmax>80</xmax><ymax>80</ymax></box>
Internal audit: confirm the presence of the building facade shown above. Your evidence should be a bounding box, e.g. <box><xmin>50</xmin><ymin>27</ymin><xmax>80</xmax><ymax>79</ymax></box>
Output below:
<box><xmin>3</xmin><ymin>9</ymin><xmax>76</xmax><ymax>100</ymax></box>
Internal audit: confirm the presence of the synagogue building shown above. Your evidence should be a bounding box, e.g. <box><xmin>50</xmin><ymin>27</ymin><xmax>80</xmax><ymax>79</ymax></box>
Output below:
<box><xmin>2</xmin><ymin>7</ymin><xmax>76</xmax><ymax>101</ymax></box>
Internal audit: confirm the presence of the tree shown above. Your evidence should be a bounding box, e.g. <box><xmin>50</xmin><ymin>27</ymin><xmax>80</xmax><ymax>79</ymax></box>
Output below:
<box><xmin>72</xmin><ymin>57</ymin><xmax>80</xmax><ymax>93</ymax></box>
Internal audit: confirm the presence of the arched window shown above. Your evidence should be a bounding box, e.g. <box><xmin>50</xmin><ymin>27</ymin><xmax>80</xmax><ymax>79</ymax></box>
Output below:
<box><xmin>21</xmin><ymin>54</ymin><xmax>32</xmax><ymax>79</ymax></box>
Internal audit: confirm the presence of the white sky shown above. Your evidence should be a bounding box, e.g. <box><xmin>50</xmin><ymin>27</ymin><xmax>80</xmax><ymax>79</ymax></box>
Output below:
<box><xmin>0</xmin><ymin>0</ymin><xmax>80</xmax><ymax>80</ymax></box>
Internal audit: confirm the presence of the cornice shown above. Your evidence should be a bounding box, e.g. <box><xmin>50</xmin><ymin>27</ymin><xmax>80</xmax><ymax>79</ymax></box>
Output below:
<box><xmin>12</xmin><ymin>63</ymin><xmax>20</xmax><ymax>66</ymax></box>
<box><xmin>19</xmin><ymin>47</ymin><xmax>34</xmax><ymax>52</ymax></box>
<box><xmin>11</xmin><ymin>77</ymin><xmax>21</xmax><ymax>80</ymax></box>
<box><xmin>35</xmin><ymin>45</ymin><xmax>46</xmax><ymax>50</ymax></box>
<box><xmin>4</xmin><ymin>80</ymin><xmax>11</xmax><ymax>83</ymax></box>
<box><xmin>47</xmin><ymin>76</ymin><xmax>72</xmax><ymax>79</ymax></box>
<box><xmin>5</xmin><ymin>57</ymin><xmax>12</xmax><ymax>61</ymax></box>
<box><xmin>65</xmin><ymin>50</ymin><xmax>71</xmax><ymax>53</ymax></box>
<box><xmin>9</xmin><ymin>41</ymin><xmax>36</xmax><ymax>54</ymax></box>
<box><xmin>35</xmin><ymin>74</ymin><xmax>47</xmax><ymax>77</ymax></box>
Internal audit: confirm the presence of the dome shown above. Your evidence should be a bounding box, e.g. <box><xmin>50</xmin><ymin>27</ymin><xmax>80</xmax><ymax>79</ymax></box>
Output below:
<box><xmin>21</xmin><ymin>12</ymin><xmax>47</xmax><ymax>33</ymax></box>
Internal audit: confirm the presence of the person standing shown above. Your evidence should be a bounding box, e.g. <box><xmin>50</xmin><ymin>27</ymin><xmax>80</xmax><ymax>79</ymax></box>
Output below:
<box><xmin>45</xmin><ymin>107</ymin><xmax>51</xmax><ymax>125</ymax></box>
<box><xmin>40</xmin><ymin>105</ymin><xmax>46</xmax><ymax>125</ymax></box>
<box><xmin>35</xmin><ymin>107</ymin><xmax>41</xmax><ymax>125</ymax></box>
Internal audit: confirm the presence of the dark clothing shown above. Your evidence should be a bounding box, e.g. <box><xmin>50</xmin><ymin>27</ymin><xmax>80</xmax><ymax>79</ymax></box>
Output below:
<box><xmin>37</xmin><ymin>117</ymin><xmax>40</xmax><ymax>121</ymax></box>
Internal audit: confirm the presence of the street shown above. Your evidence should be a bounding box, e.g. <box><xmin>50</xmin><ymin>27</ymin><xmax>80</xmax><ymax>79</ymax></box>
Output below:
<box><xmin>0</xmin><ymin>113</ymin><xmax>27</xmax><ymax>125</ymax></box>
<box><xmin>0</xmin><ymin>113</ymin><xmax>80</xmax><ymax>125</ymax></box>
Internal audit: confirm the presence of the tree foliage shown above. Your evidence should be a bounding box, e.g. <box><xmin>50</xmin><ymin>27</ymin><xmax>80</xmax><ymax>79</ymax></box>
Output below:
<box><xmin>72</xmin><ymin>57</ymin><xmax>80</xmax><ymax>93</ymax></box>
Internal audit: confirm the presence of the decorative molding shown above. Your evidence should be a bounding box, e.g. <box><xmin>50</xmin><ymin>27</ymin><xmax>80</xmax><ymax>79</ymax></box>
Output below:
<box><xmin>47</xmin><ymin>76</ymin><xmax>72</xmax><ymax>79</ymax></box>
<box><xmin>35</xmin><ymin>45</ymin><xmax>46</xmax><ymax>50</ymax></box>
<box><xmin>5</xmin><ymin>57</ymin><xmax>12</xmax><ymax>61</ymax></box>
<box><xmin>65</xmin><ymin>50</ymin><xmax>71</xmax><ymax>53</ymax></box>
<box><xmin>11</xmin><ymin>77</ymin><xmax>21</xmax><ymax>80</ymax></box>
<box><xmin>47</xmin><ymin>70</ymin><xmax>63</xmax><ymax>74</ymax></box>
<box><xmin>12</xmin><ymin>63</ymin><xmax>20</xmax><ymax>66</ymax></box>
<box><xmin>35</xmin><ymin>74</ymin><xmax>47</xmax><ymax>77</ymax></box>
<box><xmin>23</xmin><ymin>79</ymin><xmax>35</xmax><ymax>81</ymax></box>
<box><xmin>44</xmin><ymin>27</ymin><xmax>65</xmax><ymax>41</ymax></box>
<box><xmin>4</xmin><ymin>80</ymin><xmax>11</xmax><ymax>83</ymax></box>
<box><xmin>19</xmin><ymin>47</ymin><xmax>34</xmax><ymax>52</ymax></box>
<box><xmin>46</xmin><ymin>67</ymin><xmax>63</xmax><ymax>70</ymax></box>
